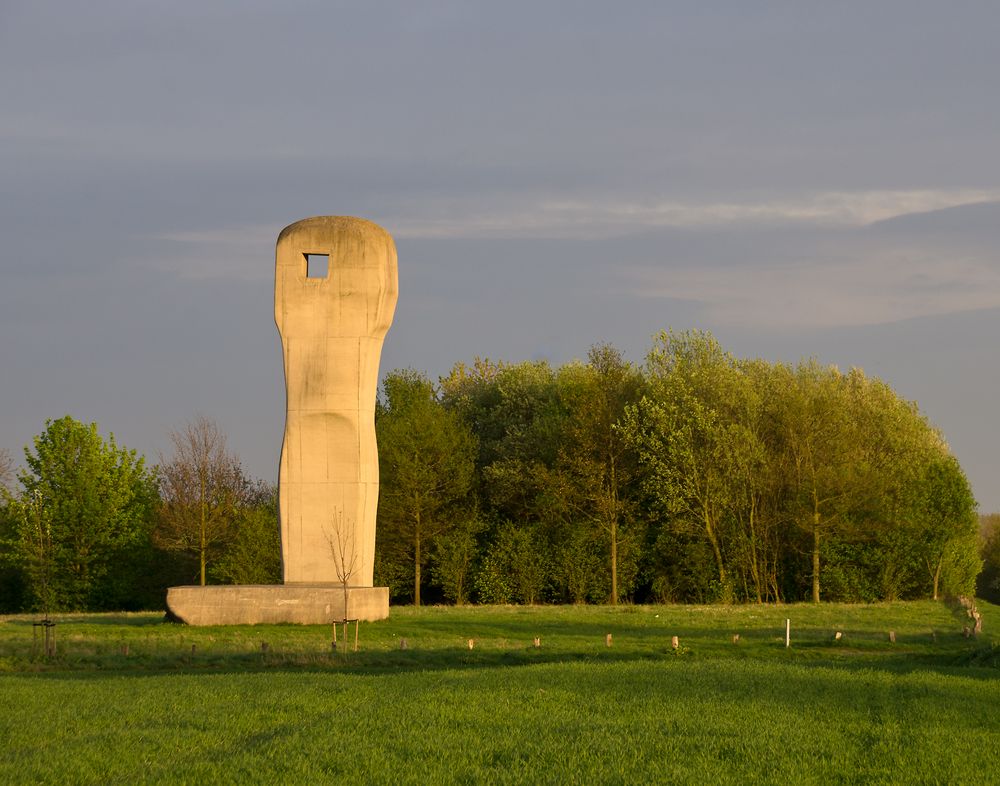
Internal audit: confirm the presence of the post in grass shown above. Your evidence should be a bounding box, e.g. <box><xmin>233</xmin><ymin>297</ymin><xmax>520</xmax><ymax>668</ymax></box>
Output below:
<box><xmin>785</xmin><ymin>619</ymin><xmax>790</xmax><ymax>648</ymax></box>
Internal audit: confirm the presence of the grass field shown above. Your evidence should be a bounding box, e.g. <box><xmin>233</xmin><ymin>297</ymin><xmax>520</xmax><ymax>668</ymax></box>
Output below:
<box><xmin>1</xmin><ymin>601</ymin><xmax>998</xmax><ymax>784</ymax></box>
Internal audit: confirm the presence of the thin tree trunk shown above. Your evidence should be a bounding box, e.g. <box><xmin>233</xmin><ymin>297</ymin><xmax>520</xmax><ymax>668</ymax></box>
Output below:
<box><xmin>747</xmin><ymin>497</ymin><xmax>763</xmax><ymax>604</ymax></box>
<box><xmin>933</xmin><ymin>559</ymin><xmax>942</xmax><ymax>601</ymax></box>
<box><xmin>414</xmin><ymin>517</ymin><xmax>421</xmax><ymax>607</ymax></box>
<box><xmin>200</xmin><ymin>473</ymin><xmax>207</xmax><ymax>586</ymax></box>
<box><xmin>812</xmin><ymin>512</ymin><xmax>821</xmax><ymax>603</ymax></box>
<box><xmin>609</xmin><ymin>459</ymin><xmax>618</xmax><ymax>605</ymax></box>
<box><xmin>703</xmin><ymin>503</ymin><xmax>727</xmax><ymax>590</ymax></box>
<box><xmin>610</xmin><ymin>517</ymin><xmax>618</xmax><ymax>606</ymax></box>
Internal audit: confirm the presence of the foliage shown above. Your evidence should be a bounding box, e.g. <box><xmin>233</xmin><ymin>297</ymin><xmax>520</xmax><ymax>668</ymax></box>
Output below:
<box><xmin>376</xmin><ymin>370</ymin><xmax>478</xmax><ymax>605</ymax></box>
<box><xmin>553</xmin><ymin>345</ymin><xmax>645</xmax><ymax>603</ymax></box>
<box><xmin>1</xmin><ymin>328</ymin><xmax>982</xmax><ymax>610</ymax></box>
<box><xmin>979</xmin><ymin>513</ymin><xmax>1000</xmax><ymax>603</ymax></box>
<box><xmin>615</xmin><ymin>332</ymin><xmax>980</xmax><ymax>605</ymax></box>
<box><xmin>154</xmin><ymin>416</ymin><xmax>251</xmax><ymax>586</ymax></box>
<box><xmin>429</xmin><ymin>513</ymin><xmax>483</xmax><ymax>605</ymax></box>
<box><xmin>3</xmin><ymin>416</ymin><xmax>157</xmax><ymax>611</ymax></box>
<box><xmin>381</xmin><ymin>333</ymin><xmax>982</xmax><ymax>605</ymax></box>
<box><xmin>622</xmin><ymin>332</ymin><xmax>780</xmax><ymax>603</ymax></box>
<box><xmin>904</xmin><ymin>454</ymin><xmax>980</xmax><ymax>599</ymax></box>
<box><xmin>210</xmin><ymin>482</ymin><xmax>281</xmax><ymax>585</ymax></box>
<box><xmin>474</xmin><ymin>521</ymin><xmax>549</xmax><ymax>604</ymax></box>
<box><xmin>439</xmin><ymin>349</ymin><xmax>647</xmax><ymax>605</ymax></box>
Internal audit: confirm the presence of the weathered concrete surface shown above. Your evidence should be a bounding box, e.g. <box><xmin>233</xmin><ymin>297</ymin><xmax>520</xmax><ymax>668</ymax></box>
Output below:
<box><xmin>275</xmin><ymin>216</ymin><xmax>398</xmax><ymax>586</ymax></box>
<box><xmin>165</xmin><ymin>216</ymin><xmax>395</xmax><ymax>626</ymax></box>
<box><xmin>166</xmin><ymin>585</ymin><xmax>390</xmax><ymax>625</ymax></box>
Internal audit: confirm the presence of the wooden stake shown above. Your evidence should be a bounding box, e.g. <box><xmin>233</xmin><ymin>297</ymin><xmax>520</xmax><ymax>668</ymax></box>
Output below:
<box><xmin>888</xmin><ymin>630</ymin><xmax>896</xmax><ymax>643</ymax></box>
<box><xmin>731</xmin><ymin>634</ymin><xmax>740</xmax><ymax>644</ymax></box>
<box><xmin>354</xmin><ymin>620</ymin><xmax>359</xmax><ymax>652</ymax></box>
<box><xmin>467</xmin><ymin>638</ymin><xmax>475</xmax><ymax>650</ymax></box>
<box><xmin>834</xmin><ymin>631</ymin><xmax>842</xmax><ymax>641</ymax></box>
<box><xmin>671</xmin><ymin>635</ymin><xmax>680</xmax><ymax>650</ymax></box>
<box><xmin>533</xmin><ymin>637</ymin><xmax>541</xmax><ymax>648</ymax></box>
<box><xmin>785</xmin><ymin>619</ymin><xmax>790</xmax><ymax>648</ymax></box>
<box><xmin>605</xmin><ymin>633</ymin><xmax>613</xmax><ymax>647</ymax></box>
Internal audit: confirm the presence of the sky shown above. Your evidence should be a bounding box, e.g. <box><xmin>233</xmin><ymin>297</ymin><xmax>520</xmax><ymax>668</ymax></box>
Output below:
<box><xmin>1</xmin><ymin>2</ymin><xmax>998</xmax><ymax>511</ymax></box>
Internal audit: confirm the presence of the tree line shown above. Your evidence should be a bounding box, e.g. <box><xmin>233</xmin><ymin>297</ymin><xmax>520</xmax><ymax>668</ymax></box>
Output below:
<box><xmin>0</xmin><ymin>329</ymin><xmax>994</xmax><ymax>612</ymax></box>
<box><xmin>375</xmin><ymin>331</ymin><xmax>984</xmax><ymax>606</ymax></box>
<box><xmin>0</xmin><ymin>416</ymin><xmax>279</xmax><ymax>613</ymax></box>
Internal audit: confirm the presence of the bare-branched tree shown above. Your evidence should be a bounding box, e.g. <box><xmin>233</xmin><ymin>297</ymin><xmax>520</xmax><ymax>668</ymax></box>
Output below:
<box><xmin>0</xmin><ymin>448</ymin><xmax>15</xmax><ymax>493</ymax></box>
<box><xmin>325</xmin><ymin>508</ymin><xmax>358</xmax><ymax>624</ymax></box>
<box><xmin>155</xmin><ymin>416</ymin><xmax>249</xmax><ymax>585</ymax></box>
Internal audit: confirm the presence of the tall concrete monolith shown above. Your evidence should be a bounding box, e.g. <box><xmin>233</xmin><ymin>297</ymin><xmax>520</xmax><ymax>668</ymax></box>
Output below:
<box><xmin>165</xmin><ymin>216</ymin><xmax>396</xmax><ymax>625</ymax></box>
<box><xmin>275</xmin><ymin>216</ymin><xmax>398</xmax><ymax>586</ymax></box>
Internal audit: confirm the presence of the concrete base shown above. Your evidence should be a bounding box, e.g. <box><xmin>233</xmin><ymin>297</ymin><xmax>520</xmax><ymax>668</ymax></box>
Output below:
<box><xmin>165</xmin><ymin>585</ymin><xmax>389</xmax><ymax>626</ymax></box>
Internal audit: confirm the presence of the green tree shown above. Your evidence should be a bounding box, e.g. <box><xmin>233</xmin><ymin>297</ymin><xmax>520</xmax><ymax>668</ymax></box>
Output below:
<box><xmin>978</xmin><ymin>513</ymin><xmax>1000</xmax><ymax>603</ymax></box>
<box><xmin>154</xmin><ymin>416</ymin><xmax>250</xmax><ymax>586</ymax></box>
<box><xmin>904</xmin><ymin>453</ymin><xmax>979</xmax><ymax>600</ymax></box>
<box><xmin>844</xmin><ymin>370</ymin><xmax>942</xmax><ymax>601</ymax></box>
<box><xmin>623</xmin><ymin>330</ymin><xmax>745</xmax><ymax>602</ymax></box>
<box><xmin>211</xmin><ymin>481</ymin><xmax>281</xmax><ymax>585</ymax></box>
<box><xmin>430</xmin><ymin>513</ymin><xmax>483</xmax><ymax>605</ymax></box>
<box><xmin>720</xmin><ymin>358</ymin><xmax>787</xmax><ymax>603</ymax></box>
<box><xmin>779</xmin><ymin>361</ymin><xmax>860</xmax><ymax>603</ymax></box>
<box><xmin>555</xmin><ymin>345</ymin><xmax>644</xmax><ymax>604</ymax></box>
<box><xmin>475</xmin><ymin>521</ymin><xmax>548</xmax><ymax>604</ymax></box>
<box><xmin>0</xmin><ymin>453</ymin><xmax>27</xmax><ymax>611</ymax></box>
<box><xmin>377</xmin><ymin>370</ymin><xmax>478</xmax><ymax>606</ymax></box>
<box><xmin>441</xmin><ymin>359</ymin><xmax>575</xmax><ymax>603</ymax></box>
<box><xmin>11</xmin><ymin>416</ymin><xmax>156</xmax><ymax>611</ymax></box>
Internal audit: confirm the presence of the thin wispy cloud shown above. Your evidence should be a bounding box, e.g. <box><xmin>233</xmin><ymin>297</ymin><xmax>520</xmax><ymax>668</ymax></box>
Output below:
<box><xmin>389</xmin><ymin>189</ymin><xmax>1000</xmax><ymax>239</ymax></box>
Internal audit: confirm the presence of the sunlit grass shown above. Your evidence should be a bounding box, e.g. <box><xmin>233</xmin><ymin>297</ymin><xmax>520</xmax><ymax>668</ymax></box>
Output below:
<box><xmin>1</xmin><ymin>601</ymin><xmax>997</xmax><ymax>783</ymax></box>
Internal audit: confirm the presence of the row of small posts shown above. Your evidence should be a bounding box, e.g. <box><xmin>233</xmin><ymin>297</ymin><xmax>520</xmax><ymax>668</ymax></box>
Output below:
<box><xmin>29</xmin><ymin>615</ymin><xmax>981</xmax><ymax>659</ymax></box>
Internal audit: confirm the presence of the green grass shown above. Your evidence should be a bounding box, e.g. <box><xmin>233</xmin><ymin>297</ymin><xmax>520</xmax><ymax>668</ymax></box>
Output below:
<box><xmin>1</xmin><ymin>601</ymin><xmax>998</xmax><ymax>784</ymax></box>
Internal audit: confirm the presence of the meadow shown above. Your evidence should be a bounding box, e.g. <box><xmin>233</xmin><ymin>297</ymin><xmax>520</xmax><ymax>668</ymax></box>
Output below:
<box><xmin>1</xmin><ymin>601</ymin><xmax>998</xmax><ymax>784</ymax></box>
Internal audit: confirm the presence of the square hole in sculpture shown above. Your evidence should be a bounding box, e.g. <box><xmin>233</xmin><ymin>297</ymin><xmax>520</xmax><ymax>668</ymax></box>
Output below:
<box><xmin>305</xmin><ymin>253</ymin><xmax>329</xmax><ymax>278</ymax></box>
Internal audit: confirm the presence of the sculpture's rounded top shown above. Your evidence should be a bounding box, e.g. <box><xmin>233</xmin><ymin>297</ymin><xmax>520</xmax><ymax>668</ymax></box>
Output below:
<box><xmin>277</xmin><ymin>216</ymin><xmax>393</xmax><ymax>245</ymax></box>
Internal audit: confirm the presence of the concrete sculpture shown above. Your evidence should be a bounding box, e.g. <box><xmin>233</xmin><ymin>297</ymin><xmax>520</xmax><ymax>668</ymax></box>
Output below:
<box><xmin>275</xmin><ymin>216</ymin><xmax>397</xmax><ymax>586</ymax></box>
<box><xmin>166</xmin><ymin>216</ymin><xmax>396</xmax><ymax>624</ymax></box>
